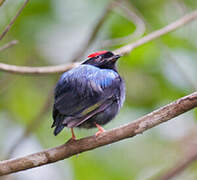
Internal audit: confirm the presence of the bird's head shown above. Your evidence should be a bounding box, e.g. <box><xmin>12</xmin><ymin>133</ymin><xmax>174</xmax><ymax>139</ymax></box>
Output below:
<box><xmin>82</xmin><ymin>51</ymin><xmax>121</xmax><ymax>70</ymax></box>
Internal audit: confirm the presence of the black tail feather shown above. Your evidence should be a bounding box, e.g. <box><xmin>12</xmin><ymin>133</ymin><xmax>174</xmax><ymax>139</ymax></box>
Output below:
<box><xmin>52</xmin><ymin>107</ymin><xmax>65</xmax><ymax>135</ymax></box>
<box><xmin>54</xmin><ymin>124</ymin><xmax>65</xmax><ymax>136</ymax></box>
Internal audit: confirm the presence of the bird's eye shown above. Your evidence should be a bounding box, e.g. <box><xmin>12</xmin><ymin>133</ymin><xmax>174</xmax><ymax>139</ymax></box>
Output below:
<box><xmin>96</xmin><ymin>55</ymin><xmax>103</xmax><ymax>62</ymax></box>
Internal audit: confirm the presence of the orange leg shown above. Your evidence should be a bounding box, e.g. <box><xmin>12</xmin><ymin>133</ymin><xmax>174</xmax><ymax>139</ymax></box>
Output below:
<box><xmin>71</xmin><ymin>128</ymin><xmax>76</xmax><ymax>140</ymax></box>
<box><xmin>95</xmin><ymin>123</ymin><xmax>105</xmax><ymax>136</ymax></box>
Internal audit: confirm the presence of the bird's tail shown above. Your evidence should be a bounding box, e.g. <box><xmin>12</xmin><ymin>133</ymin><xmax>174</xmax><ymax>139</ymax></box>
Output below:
<box><xmin>52</xmin><ymin>113</ymin><xmax>65</xmax><ymax>136</ymax></box>
<box><xmin>54</xmin><ymin>124</ymin><xmax>64</xmax><ymax>136</ymax></box>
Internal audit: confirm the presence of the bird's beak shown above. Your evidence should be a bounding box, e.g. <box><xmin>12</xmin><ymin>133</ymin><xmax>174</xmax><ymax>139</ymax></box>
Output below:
<box><xmin>113</xmin><ymin>54</ymin><xmax>121</xmax><ymax>59</ymax></box>
<box><xmin>108</xmin><ymin>54</ymin><xmax>121</xmax><ymax>62</ymax></box>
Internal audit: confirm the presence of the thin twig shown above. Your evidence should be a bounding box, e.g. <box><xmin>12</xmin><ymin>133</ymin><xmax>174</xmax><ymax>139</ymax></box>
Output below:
<box><xmin>0</xmin><ymin>10</ymin><xmax>197</xmax><ymax>74</ymax></box>
<box><xmin>162</xmin><ymin>47</ymin><xmax>197</xmax><ymax>90</ymax></box>
<box><xmin>3</xmin><ymin>2</ymin><xmax>114</xmax><ymax>155</ymax></box>
<box><xmin>101</xmin><ymin>0</ymin><xmax>146</xmax><ymax>47</ymax></box>
<box><xmin>0</xmin><ymin>0</ymin><xmax>6</xmax><ymax>7</ymax></box>
<box><xmin>127</xmin><ymin>1</ymin><xmax>197</xmax><ymax>91</ymax></box>
<box><xmin>127</xmin><ymin>1</ymin><xmax>197</xmax><ymax>90</ymax></box>
<box><xmin>155</xmin><ymin>128</ymin><xmax>197</xmax><ymax>180</ymax></box>
<box><xmin>0</xmin><ymin>91</ymin><xmax>197</xmax><ymax>176</ymax></box>
<box><xmin>0</xmin><ymin>40</ymin><xmax>18</xmax><ymax>52</ymax></box>
<box><xmin>71</xmin><ymin>1</ymin><xmax>114</xmax><ymax>62</ymax></box>
<box><xmin>0</xmin><ymin>63</ymin><xmax>79</xmax><ymax>74</ymax></box>
<box><xmin>114</xmin><ymin>10</ymin><xmax>197</xmax><ymax>55</ymax></box>
<box><xmin>0</xmin><ymin>75</ymin><xmax>15</xmax><ymax>95</ymax></box>
<box><xmin>6</xmin><ymin>90</ymin><xmax>53</xmax><ymax>158</ymax></box>
<box><xmin>0</xmin><ymin>0</ymin><xmax>29</xmax><ymax>41</ymax></box>
<box><xmin>129</xmin><ymin>3</ymin><xmax>197</xmax><ymax>179</ymax></box>
<box><xmin>157</xmin><ymin>150</ymin><xmax>197</xmax><ymax>180</ymax></box>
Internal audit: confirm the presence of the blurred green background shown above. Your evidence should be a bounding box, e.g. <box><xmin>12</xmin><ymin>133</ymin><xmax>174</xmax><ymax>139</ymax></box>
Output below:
<box><xmin>0</xmin><ymin>0</ymin><xmax>197</xmax><ymax>179</ymax></box>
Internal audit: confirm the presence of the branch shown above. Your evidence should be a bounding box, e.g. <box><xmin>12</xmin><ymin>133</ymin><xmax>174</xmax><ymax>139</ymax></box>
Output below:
<box><xmin>157</xmin><ymin>149</ymin><xmax>197</xmax><ymax>180</ymax></box>
<box><xmin>0</xmin><ymin>75</ymin><xmax>15</xmax><ymax>95</ymax></box>
<box><xmin>127</xmin><ymin>1</ymin><xmax>197</xmax><ymax>91</ymax></box>
<box><xmin>114</xmin><ymin>10</ymin><xmax>197</xmax><ymax>55</ymax></box>
<box><xmin>0</xmin><ymin>91</ymin><xmax>197</xmax><ymax>176</ymax></box>
<box><xmin>162</xmin><ymin>47</ymin><xmax>197</xmax><ymax>90</ymax></box>
<box><xmin>0</xmin><ymin>0</ymin><xmax>29</xmax><ymax>41</ymax></box>
<box><xmin>132</xmin><ymin>2</ymin><xmax>197</xmax><ymax>91</ymax></box>
<box><xmin>0</xmin><ymin>0</ymin><xmax>6</xmax><ymax>7</ymax></box>
<box><xmin>101</xmin><ymin>0</ymin><xmax>146</xmax><ymax>47</ymax></box>
<box><xmin>128</xmin><ymin>3</ymin><xmax>197</xmax><ymax>179</ymax></box>
<box><xmin>0</xmin><ymin>10</ymin><xmax>197</xmax><ymax>74</ymax></box>
<box><xmin>0</xmin><ymin>63</ymin><xmax>79</xmax><ymax>75</ymax></box>
<box><xmin>71</xmin><ymin>1</ymin><xmax>114</xmax><ymax>62</ymax></box>
<box><xmin>0</xmin><ymin>40</ymin><xmax>18</xmax><ymax>52</ymax></box>
<box><xmin>6</xmin><ymin>89</ymin><xmax>53</xmax><ymax>157</ymax></box>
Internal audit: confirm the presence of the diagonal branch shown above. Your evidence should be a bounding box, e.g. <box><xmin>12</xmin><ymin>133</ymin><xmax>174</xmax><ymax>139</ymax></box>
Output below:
<box><xmin>6</xmin><ymin>89</ymin><xmax>53</xmax><ymax>158</ymax></box>
<box><xmin>128</xmin><ymin>2</ymin><xmax>197</xmax><ymax>179</ymax></box>
<box><xmin>0</xmin><ymin>0</ymin><xmax>6</xmax><ymax>7</ymax></box>
<box><xmin>0</xmin><ymin>40</ymin><xmax>18</xmax><ymax>52</ymax></box>
<box><xmin>114</xmin><ymin>10</ymin><xmax>197</xmax><ymax>55</ymax></box>
<box><xmin>157</xmin><ymin>147</ymin><xmax>197</xmax><ymax>180</ymax></box>
<box><xmin>0</xmin><ymin>91</ymin><xmax>197</xmax><ymax>176</ymax></box>
<box><xmin>0</xmin><ymin>10</ymin><xmax>197</xmax><ymax>74</ymax></box>
<box><xmin>70</xmin><ymin>1</ymin><xmax>114</xmax><ymax>62</ymax></box>
<box><xmin>126</xmin><ymin>1</ymin><xmax>197</xmax><ymax>90</ymax></box>
<box><xmin>101</xmin><ymin>0</ymin><xmax>146</xmax><ymax>47</ymax></box>
<box><xmin>0</xmin><ymin>0</ymin><xmax>29</xmax><ymax>41</ymax></box>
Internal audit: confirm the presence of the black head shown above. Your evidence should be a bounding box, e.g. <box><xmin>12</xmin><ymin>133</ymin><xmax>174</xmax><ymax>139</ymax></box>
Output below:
<box><xmin>82</xmin><ymin>51</ymin><xmax>121</xmax><ymax>70</ymax></box>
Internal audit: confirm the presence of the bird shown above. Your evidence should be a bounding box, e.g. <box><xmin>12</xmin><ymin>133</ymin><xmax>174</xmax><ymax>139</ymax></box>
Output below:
<box><xmin>52</xmin><ymin>51</ymin><xmax>125</xmax><ymax>139</ymax></box>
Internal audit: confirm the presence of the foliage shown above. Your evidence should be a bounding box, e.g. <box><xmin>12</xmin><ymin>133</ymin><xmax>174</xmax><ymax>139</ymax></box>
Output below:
<box><xmin>0</xmin><ymin>0</ymin><xmax>197</xmax><ymax>179</ymax></box>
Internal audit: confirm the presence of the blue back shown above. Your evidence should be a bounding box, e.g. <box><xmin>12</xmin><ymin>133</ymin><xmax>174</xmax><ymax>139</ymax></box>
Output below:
<box><xmin>54</xmin><ymin>64</ymin><xmax>120</xmax><ymax>116</ymax></box>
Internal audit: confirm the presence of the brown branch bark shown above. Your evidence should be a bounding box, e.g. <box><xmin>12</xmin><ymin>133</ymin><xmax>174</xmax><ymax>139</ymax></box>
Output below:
<box><xmin>0</xmin><ymin>0</ymin><xmax>29</xmax><ymax>41</ymax></box>
<box><xmin>0</xmin><ymin>91</ymin><xmax>197</xmax><ymax>176</ymax></box>
<box><xmin>0</xmin><ymin>10</ymin><xmax>197</xmax><ymax>74</ymax></box>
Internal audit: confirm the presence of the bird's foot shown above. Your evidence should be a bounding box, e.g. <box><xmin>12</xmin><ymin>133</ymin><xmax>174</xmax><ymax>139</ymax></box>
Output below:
<box><xmin>71</xmin><ymin>128</ymin><xmax>76</xmax><ymax>140</ymax></box>
<box><xmin>95</xmin><ymin>123</ymin><xmax>106</xmax><ymax>136</ymax></box>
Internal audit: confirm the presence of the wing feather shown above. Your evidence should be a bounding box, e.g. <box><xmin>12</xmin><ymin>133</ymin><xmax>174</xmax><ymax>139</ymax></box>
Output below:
<box><xmin>52</xmin><ymin>64</ymin><xmax>121</xmax><ymax>132</ymax></box>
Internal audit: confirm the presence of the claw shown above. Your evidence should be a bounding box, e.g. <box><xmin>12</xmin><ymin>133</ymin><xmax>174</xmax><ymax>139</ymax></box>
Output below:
<box><xmin>95</xmin><ymin>123</ymin><xmax>105</xmax><ymax>136</ymax></box>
